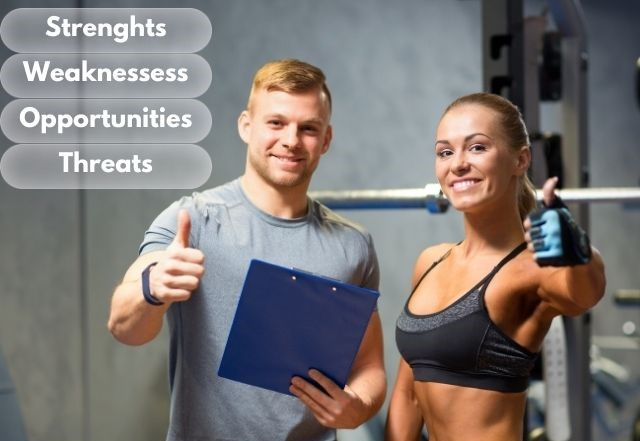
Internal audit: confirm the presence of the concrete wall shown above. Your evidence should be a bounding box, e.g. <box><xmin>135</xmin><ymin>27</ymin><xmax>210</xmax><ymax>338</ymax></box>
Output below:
<box><xmin>1</xmin><ymin>1</ymin><xmax>638</xmax><ymax>441</ymax></box>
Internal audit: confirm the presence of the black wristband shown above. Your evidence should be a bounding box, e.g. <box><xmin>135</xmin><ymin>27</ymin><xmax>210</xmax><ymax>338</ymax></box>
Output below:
<box><xmin>141</xmin><ymin>262</ymin><xmax>164</xmax><ymax>306</ymax></box>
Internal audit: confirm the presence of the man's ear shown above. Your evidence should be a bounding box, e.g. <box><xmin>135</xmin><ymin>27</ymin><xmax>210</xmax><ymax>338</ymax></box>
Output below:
<box><xmin>237</xmin><ymin>110</ymin><xmax>251</xmax><ymax>144</ymax></box>
<box><xmin>321</xmin><ymin>125</ymin><xmax>333</xmax><ymax>154</ymax></box>
<box><xmin>515</xmin><ymin>145</ymin><xmax>531</xmax><ymax>176</ymax></box>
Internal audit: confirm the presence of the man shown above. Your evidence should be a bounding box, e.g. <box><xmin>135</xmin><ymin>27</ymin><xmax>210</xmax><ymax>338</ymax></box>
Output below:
<box><xmin>108</xmin><ymin>59</ymin><xmax>386</xmax><ymax>441</ymax></box>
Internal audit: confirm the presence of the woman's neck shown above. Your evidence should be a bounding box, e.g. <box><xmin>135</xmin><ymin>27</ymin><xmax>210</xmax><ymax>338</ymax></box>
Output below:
<box><xmin>460</xmin><ymin>208</ymin><xmax>525</xmax><ymax>258</ymax></box>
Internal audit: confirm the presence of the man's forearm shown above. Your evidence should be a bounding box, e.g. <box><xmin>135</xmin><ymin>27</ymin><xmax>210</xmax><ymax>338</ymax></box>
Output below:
<box><xmin>348</xmin><ymin>364</ymin><xmax>387</xmax><ymax>422</ymax></box>
<box><xmin>108</xmin><ymin>279</ymin><xmax>168</xmax><ymax>345</ymax></box>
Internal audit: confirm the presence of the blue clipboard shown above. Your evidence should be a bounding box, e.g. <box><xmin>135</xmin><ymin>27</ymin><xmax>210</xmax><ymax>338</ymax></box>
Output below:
<box><xmin>218</xmin><ymin>259</ymin><xmax>380</xmax><ymax>396</ymax></box>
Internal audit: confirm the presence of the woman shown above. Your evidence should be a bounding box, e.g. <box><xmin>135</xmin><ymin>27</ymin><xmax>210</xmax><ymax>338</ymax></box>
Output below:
<box><xmin>385</xmin><ymin>92</ymin><xmax>605</xmax><ymax>441</ymax></box>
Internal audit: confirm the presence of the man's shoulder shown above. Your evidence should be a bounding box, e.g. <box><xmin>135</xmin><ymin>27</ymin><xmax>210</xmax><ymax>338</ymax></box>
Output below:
<box><xmin>173</xmin><ymin>179</ymin><xmax>243</xmax><ymax>216</ymax></box>
<box><xmin>191</xmin><ymin>179</ymin><xmax>242</xmax><ymax>207</ymax></box>
<box><xmin>311</xmin><ymin>199</ymin><xmax>372</xmax><ymax>241</ymax></box>
<box><xmin>147</xmin><ymin>179</ymin><xmax>242</xmax><ymax>231</ymax></box>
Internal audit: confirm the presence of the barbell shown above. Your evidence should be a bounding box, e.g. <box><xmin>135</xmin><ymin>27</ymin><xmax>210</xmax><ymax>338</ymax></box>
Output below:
<box><xmin>309</xmin><ymin>185</ymin><xmax>640</xmax><ymax>213</ymax></box>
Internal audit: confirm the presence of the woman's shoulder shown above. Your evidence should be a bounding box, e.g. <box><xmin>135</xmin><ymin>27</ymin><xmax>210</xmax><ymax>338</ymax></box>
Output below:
<box><xmin>412</xmin><ymin>242</ymin><xmax>457</xmax><ymax>278</ymax></box>
<box><xmin>416</xmin><ymin>242</ymin><xmax>457</xmax><ymax>263</ymax></box>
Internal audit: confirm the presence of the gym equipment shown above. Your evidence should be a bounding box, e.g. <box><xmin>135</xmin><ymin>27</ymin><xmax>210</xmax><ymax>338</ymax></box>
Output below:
<box><xmin>310</xmin><ymin>185</ymin><xmax>640</xmax><ymax>211</ymax></box>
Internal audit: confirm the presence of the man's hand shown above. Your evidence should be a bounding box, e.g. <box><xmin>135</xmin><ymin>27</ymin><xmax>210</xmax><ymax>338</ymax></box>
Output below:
<box><xmin>290</xmin><ymin>369</ymin><xmax>369</xmax><ymax>429</ymax></box>
<box><xmin>149</xmin><ymin>209</ymin><xmax>205</xmax><ymax>303</ymax></box>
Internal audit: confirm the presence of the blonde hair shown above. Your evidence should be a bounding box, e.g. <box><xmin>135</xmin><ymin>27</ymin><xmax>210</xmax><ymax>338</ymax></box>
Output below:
<box><xmin>443</xmin><ymin>92</ymin><xmax>537</xmax><ymax>220</ymax></box>
<box><xmin>247</xmin><ymin>59</ymin><xmax>332</xmax><ymax>113</ymax></box>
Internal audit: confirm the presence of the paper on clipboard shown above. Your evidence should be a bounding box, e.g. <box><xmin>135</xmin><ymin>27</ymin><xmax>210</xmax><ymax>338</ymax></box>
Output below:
<box><xmin>218</xmin><ymin>259</ymin><xmax>379</xmax><ymax>396</ymax></box>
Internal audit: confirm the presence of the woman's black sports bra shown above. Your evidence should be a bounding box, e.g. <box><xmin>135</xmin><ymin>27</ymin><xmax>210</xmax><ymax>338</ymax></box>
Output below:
<box><xmin>395</xmin><ymin>242</ymin><xmax>538</xmax><ymax>393</ymax></box>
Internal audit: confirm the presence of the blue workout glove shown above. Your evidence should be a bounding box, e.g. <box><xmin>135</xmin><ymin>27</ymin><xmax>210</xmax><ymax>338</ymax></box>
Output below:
<box><xmin>528</xmin><ymin>196</ymin><xmax>592</xmax><ymax>266</ymax></box>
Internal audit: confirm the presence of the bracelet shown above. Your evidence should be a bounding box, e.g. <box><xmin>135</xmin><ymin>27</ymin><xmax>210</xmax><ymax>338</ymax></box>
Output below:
<box><xmin>141</xmin><ymin>262</ymin><xmax>164</xmax><ymax>306</ymax></box>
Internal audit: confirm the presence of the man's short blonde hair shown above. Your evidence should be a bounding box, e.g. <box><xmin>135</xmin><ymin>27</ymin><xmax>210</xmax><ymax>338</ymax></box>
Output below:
<box><xmin>247</xmin><ymin>59</ymin><xmax>332</xmax><ymax>113</ymax></box>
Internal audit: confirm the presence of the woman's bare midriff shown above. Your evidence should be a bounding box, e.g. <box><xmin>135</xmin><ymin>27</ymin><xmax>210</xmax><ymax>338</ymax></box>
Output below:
<box><xmin>414</xmin><ymin>381</ymin><xmax>527</xmax><ymax>441</ymax></box>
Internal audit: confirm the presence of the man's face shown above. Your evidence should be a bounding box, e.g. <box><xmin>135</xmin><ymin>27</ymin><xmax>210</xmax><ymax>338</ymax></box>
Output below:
<box><xmin>238</xmin><ymin>88</ymin><xmax>332</xmax><ymax>190</ymax></box>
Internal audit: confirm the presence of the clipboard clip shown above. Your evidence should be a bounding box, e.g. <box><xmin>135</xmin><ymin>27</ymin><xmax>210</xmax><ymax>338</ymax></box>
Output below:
<box><xmin>290</xmin><ymin>267</ymin><xmax>341</xmax><ymax>292</ymax></box>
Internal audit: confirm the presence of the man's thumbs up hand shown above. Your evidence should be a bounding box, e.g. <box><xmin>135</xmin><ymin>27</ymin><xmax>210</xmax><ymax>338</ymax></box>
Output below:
<box><xmin>149</xmin><ymin>209</ymin><xmax>205</xmax><ymax>304</ymax></box>
<box><xmin>172</xmin><ymin>209</ymin><xmax>192</xmax><ymax>249</ymax></box>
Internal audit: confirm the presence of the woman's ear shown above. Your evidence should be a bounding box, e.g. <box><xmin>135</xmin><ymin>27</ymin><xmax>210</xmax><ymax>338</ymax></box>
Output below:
<box><xmin>515</xmin><ymin>145</ymin><xmax>531</xmax><ymax>176</ymax></box>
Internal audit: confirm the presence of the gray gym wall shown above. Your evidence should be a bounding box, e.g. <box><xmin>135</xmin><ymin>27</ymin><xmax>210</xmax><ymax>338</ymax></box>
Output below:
<box><xmin>0</xmin><ymin>1</ymin><xmax>638</xmax><ymax>441</ymax></box>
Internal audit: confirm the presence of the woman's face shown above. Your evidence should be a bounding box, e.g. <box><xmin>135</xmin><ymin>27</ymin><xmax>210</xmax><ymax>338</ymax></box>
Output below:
<box><xmin>435</xmin><ymin>103</ymin><xmax>527</xmax><ymax>214</ymax></box>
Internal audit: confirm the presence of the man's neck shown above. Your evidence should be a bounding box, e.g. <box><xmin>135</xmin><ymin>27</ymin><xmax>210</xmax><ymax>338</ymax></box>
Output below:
<box><xmin>240</xmin><ymin>174</ymin><xmax>309</xmax><ymax>219</ymax></box>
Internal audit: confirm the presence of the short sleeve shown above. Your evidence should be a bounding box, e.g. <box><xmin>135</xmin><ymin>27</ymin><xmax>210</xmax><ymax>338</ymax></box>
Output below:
<box><xmin>138</xmin><ymin>196</ymin><xmax>199</xmax><ymax>256</ymax></box>
<box><xmin>362</xmin><ymin>233</ymin><xmax>380</xmax><ymax>292</ymax></box>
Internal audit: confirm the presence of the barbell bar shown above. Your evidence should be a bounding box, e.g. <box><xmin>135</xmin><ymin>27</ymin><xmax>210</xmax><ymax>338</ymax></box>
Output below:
<box><xmin>309</xmin><ymin>185</ymin><xmax>640</xmax><ymax>213</ymax></box>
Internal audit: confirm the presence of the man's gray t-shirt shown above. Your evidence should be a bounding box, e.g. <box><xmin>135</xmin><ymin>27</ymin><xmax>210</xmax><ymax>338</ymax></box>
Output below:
<box><xmin>140</xmin><ymin>178</ymin><xmax>380</xmax><ymax>441</ymax></box>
